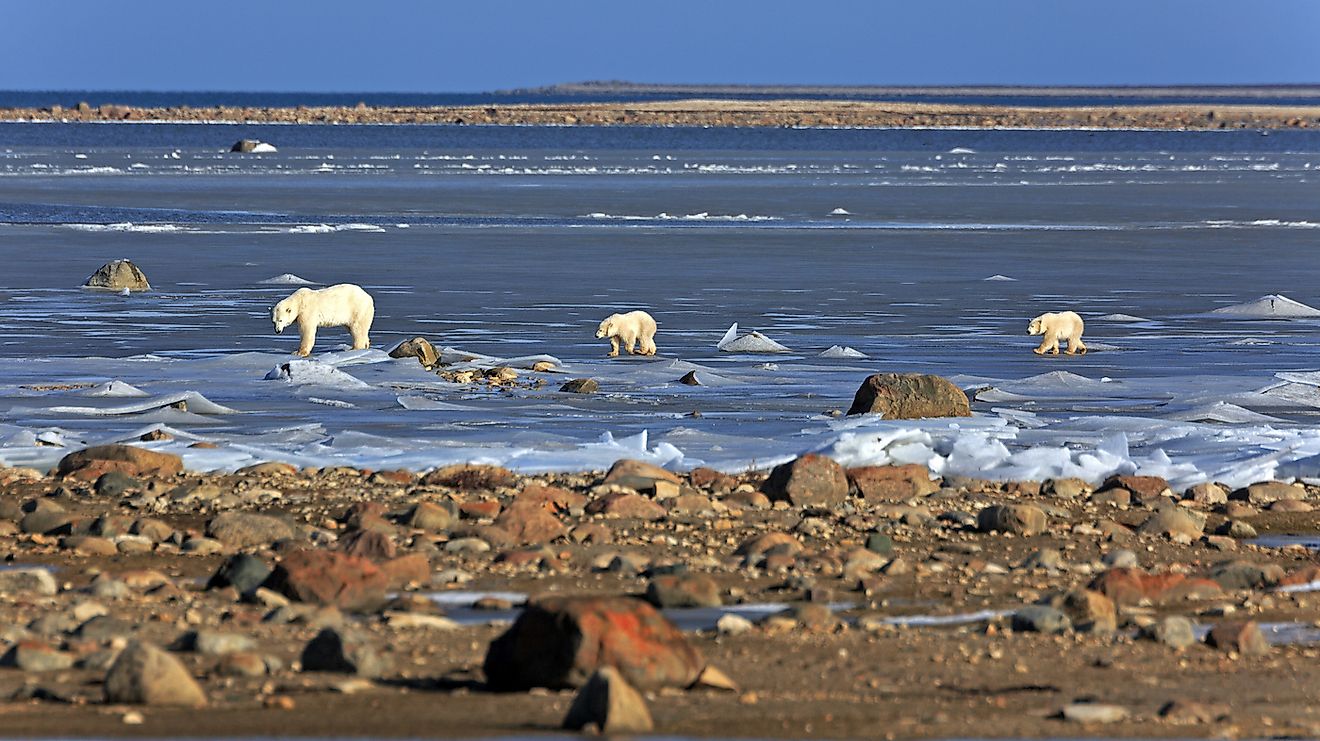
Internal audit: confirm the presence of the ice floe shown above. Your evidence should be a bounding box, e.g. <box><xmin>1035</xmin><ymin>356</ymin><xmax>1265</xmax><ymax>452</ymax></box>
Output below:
<box><xmin>983</xmin><ymin>274</ymin><xmax>1017</xmax><ymax>281</ymax></box>
<box><xmin>818</xmin><ymin>345</ymin><xmax>868</xmax><ymax>359</ymax></box>
<box><xmin>258</xmin><ymin>274</ymin><xmax>316</xmax><ymax>285</ymax></box>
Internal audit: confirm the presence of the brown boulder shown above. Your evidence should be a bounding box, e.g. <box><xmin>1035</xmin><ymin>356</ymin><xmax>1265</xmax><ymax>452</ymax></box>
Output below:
<box><xmin>603</xmin><ymin>459</ymin><xmax>681</xmax><ymax>492</ymax></box>
<box><xmin>493</xmin><ymin>502</ymin><xmax>567</xmax><ymax>544</ymax></box>
<box><xmin>1100</xmin><ymin>475</ymin><xmax>1172</xmax><ymax>502</ymax></box>
<box><xmin>847</xmin><ymin>464</ymin><xmax>938</xmax><ymax>501</ymax></box>
<box><xmin>514</xmin><ymin>484</ymin><xmax>587</xmax><ymax>513</ymax></box>
<box><xmin>104</xmin><ymin>640</ymin><xmax>206</xmax><ymax>706</ymax></box>
<box><xmin>83</xmin><ymin>259</ymin><xmax>151</xmax><ymax>291</ymax></box>
<box><xmin>337</xmin><ymin>529</ymin><xmax>395</xmax><ymax>561</ymax></box>
<box><xmin>421</xmin><ymin>463</ymin><xmax>517</xmax><ymax>490</ymax></box>
<box><xmin>976</xmin><ymin>504</ymin><xmax>1047</xmax><ymax>536</ymax></box>
<box><xmin>586</xmin><ymin>492</ymin><xmax>667</xmax><ymax>521</ymax></box>
<box><xmin>688</xmin><ymin>467</ymin><xmax>737</xmax><ymax>493</ymax></box>
<box><xmin>645</xmin><ymin>574</ymin><xmax>722</xmax><ymax>608</ymax></box>
<box><xmin>262</xmin><ymin>550</ymin><xmax>389</xmax><ymax>612</ymax></box>
<box><xmin>1205</xmin><ymin>621</ymin><xmax>1270</xmax><ymax>656</ymax></box>
<box><xmin>846</xmin><ymin>373</ymin><xmax>970</xmax><ymax>418</ymax></box>
<box><xmin>562</xmin><ymin>666</ymin><xmax>654</xmax><ymax>734</ymax></box>
<box><xmin>57</xmin><ymin>444</ymin><xmax>182</xmax><ymax>480</ymax></box>
<box><xmin>1088</xmin><ymin>567</ymin><xmax>1223</xmax><ymax>606</ymax></box>
<box><xmin>483</xmin><ymin>596</ymin><xmax>703</xmax><ymax>690</ymax></box>
<box><xmin>762</xmin><ymin>454</ymin><xmax>848</xmax><ymax>506</ymax></box>
<box><xmin>387</xmin><ymin>337</ymin><xmax>439</xmax><ymax>367</ymax></box>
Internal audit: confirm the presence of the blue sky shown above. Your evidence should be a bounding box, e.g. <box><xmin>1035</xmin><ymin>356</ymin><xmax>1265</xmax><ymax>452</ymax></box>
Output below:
<box><xmin>4</xmin><ymin>0</ymin><xmax>1318</xmax><ymax>91</ymax></box>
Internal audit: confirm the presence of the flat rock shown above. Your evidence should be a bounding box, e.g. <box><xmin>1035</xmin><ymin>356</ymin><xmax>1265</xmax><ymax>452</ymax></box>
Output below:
<box><xmin>57</xmin><ymin>444</ymin><xmax>181</xmax><ymax>480</ymax></box>
<box><xmin>1062</xmin><ymin>703</ymin><xmax>1129</xmax><ymax>724</ymax></box>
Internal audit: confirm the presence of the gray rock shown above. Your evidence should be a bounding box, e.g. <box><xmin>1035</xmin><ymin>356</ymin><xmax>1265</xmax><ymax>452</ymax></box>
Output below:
<box><xmin>559</xmin><ymin>378</ymin><xmax>599</xmax><ymax>393</ymax></box>
<box><xmin>562</xmin><ymin>666</ymin><xmax>654</xmax><ymax>733</ymax></box>
<box><xmin>977</xmin><ymin>504</ymin><xmax>1047</xmax><ymax>536</ymax></box>
<box><xmin>1101</xmin><ymin>549</ymin><xmax>1139</xmax><ymax>569</ymax></box>
<box><xmin>84</xmin><ymin>259</ymin><xmax>151</xmax><ymax>291</ymax></box>
<box><xmin>1137</xmin><ymin>506</ymin><xmax>1205</xmax><ymax>539</ymax></box>
<box><xmin>206</xmin><ymin>554</ymin><xmax>271</xmax><ymax>595</ymax></box>
<box><xmin>0</xmin><ymin>567</ymin><xmax>57</xmax><ymax>596</ymax></box>
<box><xmin>206</xmin><ymin>511</ymin><xmax>296</xmax><ymax>547</ymax></box>
<box><xmin>300</xmin><ymin>627</ymin><xmax>387</xmax><ymax>678</ymax></box>
<box><xmin>188</xmin><ymin>630</ymin><xmax>257</xmax><ymax>657</ymax></box>
<box><xmin>104</xmin><ymin>640</ymin><xmax>207</xmax><ymax>706</ymax></box>
<box><xmin>2</xmin><ymin>642</ymin><xmax>75</xmax><ymax>672</ymax></box>
<box><xmin>1011</xmin><ymin>605</ymin><xmax>1071</xmax><ymax>634</ymax></box>
<box><xmin>1139</xmin><ymin>616</ymin><xmax>1196</xmax><ymax>650</ymax></box>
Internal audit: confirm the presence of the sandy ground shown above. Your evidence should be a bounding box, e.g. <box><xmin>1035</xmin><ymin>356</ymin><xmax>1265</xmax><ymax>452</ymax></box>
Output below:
<box><xmin>0</xmin><ymin>454</ymin><xmax>1319</xmax><ymax>739</ymax></box>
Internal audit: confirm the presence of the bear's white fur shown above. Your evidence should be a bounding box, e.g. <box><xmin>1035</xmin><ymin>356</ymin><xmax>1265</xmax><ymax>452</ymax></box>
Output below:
<box><xmin>595</xmin><ymin>310</ymin><xmax>657</xmax><ymax>357</ymax></box>
<box><xmin>272</xmin><ymin>284</ymin><xmax>375</xmax><ymax>357</ymax></box>
<box><xmin>1028</xmin><ymin>311</ymin><xmax>1086</xmax><ymax>355</ymax></box>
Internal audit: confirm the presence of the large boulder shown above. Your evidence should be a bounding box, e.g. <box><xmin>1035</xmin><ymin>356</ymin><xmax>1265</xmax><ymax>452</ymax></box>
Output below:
<box><xmin>104</xmin><ymin>640</ymin><xmax>206</xmax><ymax>706</ymax></box>
<box><xmin>562</xmin><ymin>666</ymin><xmax>654</xmax><ymax>733</ymax></box>
<box><xmin>83</xmin><ymin>259</ymin><xmax>151</xmax><ymax>291</ymax></box>
<box><xmin>57</xmin><ymin>444</ymin><xmax>182</xmax><ymax>480</ymax></box>
<box><xmin>846</xmin><ymin>373</ymin><xmax>970</xmax><ymax>418</ymax></box>
<box><xmin>761</xmin><ymin>454</ymin><xmax>848</xmax><ymax>507</ymax></box>
<box><xmin>977</xmin><ymin>504</ymin><xmax>1047</xmax><ymax>536</ymax></box>
<box><xmin>483</xmin><ymin>596</ymin><xmax>704</xmax><ymax>691</ymax></box>
<box><xmin>230</xmin><ymin>139</ymin><xmax>277</xmax><ymax>153</ymax></box>
<box><xmin>300</xmin><ymin>627</ymin><xmax>389</xmax><ymax>677</ymax></box>
<box><xmin>603</xmin><ymin>459</ymin><xmax>681</xmax><ymax>492</ymax></box>
<box><xmin>261</xmin><ymin>549</ymin><xmax>389</xmax><ymax>612</ymax></box>
<box><xmin>846</xmin><ymin>464</ymin><xmax>939</xmax><ymax>501</ymax></box>
<box><xmin>206</xmin><ymin>512</ymin><xmax>297</xmax><ymax>548</ymax></box>
<box><xmin>388</xmin><ymin>337</ymin><xmax>439</xmax><ymax>368</ymax></box>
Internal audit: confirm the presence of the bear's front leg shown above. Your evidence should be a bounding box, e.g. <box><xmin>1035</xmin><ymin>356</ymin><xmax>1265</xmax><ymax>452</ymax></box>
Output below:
<box><xmin>607</xmin><ymin>337</ymin><xmax>620</xmax><ymax>358</ymax></box>
<box><xmin>1034</xmin><ymin>337</ymin><xmax>1051</xmax><ymax>355</ymax></box>
<box><xmin>624</xmin><ymin>336</ymin><xmax>638</xmax><ymax>355</ymax></box>
<box><xmin>297</xmin><ymin>325</ymin><xmax>317</xmax><ymax>357</ymax></box>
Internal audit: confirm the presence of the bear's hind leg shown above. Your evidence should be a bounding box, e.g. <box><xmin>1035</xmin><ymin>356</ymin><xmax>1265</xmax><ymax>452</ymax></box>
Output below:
<box><xmin>1067</xmin><ymin>335</ymin><xmax>1087</xmax><ymax>355</ymax></box>
<box><xmin>641</xmin><ymin>335</ymin><xmax>656</xmax><ymax>356</ymax></box>
<box><xmin>350</xmin><ymin>320</ymin><xmax>370</xmax><ymax>350</ymax></box>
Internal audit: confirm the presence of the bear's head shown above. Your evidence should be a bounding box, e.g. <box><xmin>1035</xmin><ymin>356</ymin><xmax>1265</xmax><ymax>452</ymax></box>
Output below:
<box><xmin>595</xmin><ymin>315</ymin><xmax>618</xmax><ymax>339</ymax></box>
<box><xmin>271</xmin><ymin>289</ymin><xmax>308</xmax><ymax>334</ymax></box>
<box><xmin>1027</xmin><ymin>315</ymin><xmax>1046</xmax><ymax>336</ymax></box>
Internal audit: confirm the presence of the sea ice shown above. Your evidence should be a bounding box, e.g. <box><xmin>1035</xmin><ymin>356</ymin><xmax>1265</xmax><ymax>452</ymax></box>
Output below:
<box><xmin>82</xmin><ymin>380</ymin><xmax>149</xmax><ymax>397</ymax></box>
<box><xmin>1209</xmin><ymin>294</ymin><xmax>1320</xmax><ymax>318</ymax></box>
<box><xmin>818</xmin><ymin>345</ymin><xmax>868</xmax><ymax>359</ymax></box>
<box><xmin>829</xmin><ymin>207</ymin><xmax>851</xmax><ymax>215</ymax></box>
<box><xmin>259</xmin><ymin>274</ymin><xmax>316</xmax><ymax>285</ymax></box>
<box><xmin>983</xmin><ymin>274</ymin><xmax>1017</xmax><ymax>281</ymax></box>
<box><xmin>717</xmin><ymin>324</ymin><xmax>791</xmax><ymax>353</ymax></box>
<box><xmin>264</xmin><ymin>360</ymin><xmax>373</xmax><ymax>389</ymax></box>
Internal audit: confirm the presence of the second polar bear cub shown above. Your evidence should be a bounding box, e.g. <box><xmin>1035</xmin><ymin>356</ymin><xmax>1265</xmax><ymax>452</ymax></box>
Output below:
<box><xmin>596</xmin><ymin>310</ymin><xmax>657</xmax><ymax>357</ymax></box>
<box><xmin>272</xmin><ymin>284</ymin><xmax>375</xmax><ymax>357</ymax></box>
<box><xmin>1028</xmin><ymin>311</ymin><xmax>1087</xmax><ymax>355</ymax></box>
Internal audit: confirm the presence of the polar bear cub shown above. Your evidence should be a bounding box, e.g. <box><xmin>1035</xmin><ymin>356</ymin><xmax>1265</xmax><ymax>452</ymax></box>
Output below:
<box><xmin>272</xmin><ymin>284</ymin><xmax>375</xmax><ymax>357</ymax></box>
<box><xmin>1028</xmin><ymin>311</ymin><xmax>1086</xmax><ymax>355</ymax></box>
<box><xmin>596</xmin><ymin>310</ymin><xmax>657</xmax><ymax>357</ymax></box>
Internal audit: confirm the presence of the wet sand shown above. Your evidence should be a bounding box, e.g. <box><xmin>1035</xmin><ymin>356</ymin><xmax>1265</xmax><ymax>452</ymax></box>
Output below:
<box><xmin>4</xmin><ymin>98</ymin><xmax>1320</xmax><ymax>129</ymax></box>
<box><xmin>2</xmin><ymin>453</ymin><xmax>1320</xmax><ymax>739</ymax></box>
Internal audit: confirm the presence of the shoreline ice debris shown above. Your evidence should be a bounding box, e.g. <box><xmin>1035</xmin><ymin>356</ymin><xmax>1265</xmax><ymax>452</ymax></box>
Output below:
<box><xmin>1209</xmin><ymin>294</ymin><xmax>1320</xmax><ymax>318</ymax></box>
<box><xmin>829</xmin><ymin>207</ymin><xmax>851</xmax><ymax>215</ymax></box>
<box><xmin>82</xmin><ymin>380</ymin><xmax>150</xmax><ymax>398</ymax></box>
<box><xmin>36</xmin><ymin>391</ymin><xmax>238</xmax><ymax>416</ymax></box>
<box><xmin>819</xmin><ymin>345</ymin><xmax>868</xmax><ymax>359</ymax></box>
<box><xmin>983</xmin><ymin>274</ymin><xmax>1017</xmax><ymax>281</ymax></box>
<box><xmin>264</xmin><ymin>359</ymin><xmax>373</xmax><ymax>389</ymax></box>
<box><xmin>259</xmin><ymin>274</ymin><xmax>316</xmax><ymax>285</ymax></box>
<box><xmin>717</xmin><ymin>324</ymin><xmax>791</xmax><ymax>354</ymax></box>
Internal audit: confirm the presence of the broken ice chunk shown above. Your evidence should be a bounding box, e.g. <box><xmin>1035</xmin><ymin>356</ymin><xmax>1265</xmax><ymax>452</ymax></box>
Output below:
<box><xmin>818</xmin><ymin>345</ymin><xmax>868</xmax><ymax>359</ymax></box>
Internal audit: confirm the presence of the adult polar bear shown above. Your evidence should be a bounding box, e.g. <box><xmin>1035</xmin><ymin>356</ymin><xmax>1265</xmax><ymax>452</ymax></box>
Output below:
<box><xmin>1028</xmin><ymin>310</ymin><xmax>1086</xmax><ymax>355</ymax></box>
<box><xmin>596</xmin><ymin>310</ymin><xmax>657</xmax><ymax>357</ymax></box>
<box><xmin>272</xmin><ymin>284</ymin><xmax>375</xmax><ymax>356</ymax></box>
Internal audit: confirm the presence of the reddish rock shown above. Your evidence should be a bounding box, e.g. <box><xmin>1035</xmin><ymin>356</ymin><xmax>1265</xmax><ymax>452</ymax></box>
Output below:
<box><xmin>378</xmin><ymin>553</ymin><xmax>430</xmax><ymax>588</ymax></box>
<box><xmin>337</xmin><ymin>529</ymin><xmax>396</xmax><ymax>561</ymax></box>
<box><xmin>667</xmin><ymin>493</ymin><xmax>715</xmax><ymax>515</ymax></box>
<box><xmin>1205</xmin><ymin>621</ymin><xmax>1270</xmax><ymax>656</ymax></box>
<box><xmin>483</xmin><ymin>596</ymin><xmax>704</xmax><ymax>690</ymax></box>
<box><xmin>1101</xmin><ymin>475</ymin><xmax>1172</xmax><ymax>501</ymax></box>
<box><xmin>977</xmin><ymin>504</ymin><xmax>1047</xmax><ymax>536</ymax></box>
<box><xmin>734</xmin><ymin>532</ymin><xmax>802</xmax><ymax>559</ymax></box>
<box><xmin>845</xmin><ymin>373</ymin><xmax>970</xmax><ymax>419</ymax></box>
<box><xmin>762</xmin><ymin>454</ymin><xmax>848</xmax><ymax>506</ymax></box>
<box><xmin>56</xmin><ymin>445</ymin><xmax>183</xmax><ymax>481</ymax></box>
<box><xmin>1088</xmin><ymin>567</ymin><xmax>1224</xmax><ymax>606</ymax></box>
<box><xmin>688</xmin><ymin>467</ymin><xmax>737</xmax><ymax>493</ymax></box>
<box><xmin>515</xmin><ymin>484</ymin><xmax>587</xmax><ymax>513</ymax></box>
<box><xmin>723</xmin><ymin>490</ymin><xmax>771</xmax><ymax>509</ymax></box>
<box><xmin>339</xmin><ymin>502</ymin><xmax>386</xmax><ymax>528</ymax></box>
<box><xmin>493</xmin><ymin>503</ymin><xmax>566</xmax><ymax>545</ymax></box>
<box><xmin>846</xmin><ymin>464</ymin><xmax>939</xmax><ymax>501</ymax></box>
<box><xmin>587</xmin><ymin>492</ymin><xmax>666</xmax><ymax>521</ymax></box>
<box><xmin>1279</xmin><ymin>565</ymin><xmax>1320</xmax><ymax>587</ymax></box>
<box><xmin>368</xmin><ymin>469</ymin><xmax>416</xmax><ymax>485</ymax></box>
<box><xmin>262</xmin><ymin>550</ymin><xmax>389</xmax><ymax>612</ymax></box>
<box><xmin>602</xmin><ymin>459</ymin><xmax>681</xmax><ymax>491</ymax></box>
<box><xmin>459</xmin><ymin>500</ymin><xmax>502</xmax><ymax>519</ymax></box>
<box><xmin>421</xmin><ymin>463</ymin><xmax>517</xmax><ymax>490</ymax></box>
<box><xmin>569</xmin><ymin>522</ymin><xmax>613</xmax><ymax>544</ymax></box>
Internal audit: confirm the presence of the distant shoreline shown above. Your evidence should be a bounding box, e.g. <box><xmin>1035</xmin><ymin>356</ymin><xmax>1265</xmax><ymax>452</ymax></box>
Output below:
<box><xmin>2</xmin><ymin>98</ymin><xmax>1319</xmax><ymax>130</ymax></box>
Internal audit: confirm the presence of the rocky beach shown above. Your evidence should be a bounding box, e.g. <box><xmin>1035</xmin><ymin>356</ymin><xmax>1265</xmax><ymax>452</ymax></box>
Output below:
<box><xmin>4</xmin><ymin>97</ymin><xmax>1320</xmax><ymax>130</ymax></box>
<box><xmin>1</xmin><ymin>435</ymin><xmax>1320</xmax><ymax>738</ymax></box>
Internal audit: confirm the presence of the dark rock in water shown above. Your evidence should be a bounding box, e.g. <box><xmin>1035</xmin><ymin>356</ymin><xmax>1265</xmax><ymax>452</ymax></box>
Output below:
<box><xmin>230</xmin><ymin>139</ymin><xmax>276</xmax><ymax>153</ymax></box>
<box><xmin>762</xmin><ymin>454</ymin><xmax>848</xmax><ymax>507</ymax></box>
<box><xmin>104</xmin><ymin>640</ymin><xmax>207</xmax><ymax>706</ymax></box>
<box><xmin>206</xmin><ymin>554</ymin><xmax>272</xmax><ymax>595</ymax></box>
<box><xmin>560</xmin><ymin>378</ymin><xmax>599</xmax><ymax>393</ymax></box>
<box><xmin>1011</xmin><ymin>605</ymin><xmax>1071</xmax><ymax>634</ymax></box>
<box><xmin>83</xmin><ymin>259</ymin><xmax>152</xmax><ymax>291</ymax></box>
<box><xmin>562</xmin><ymin>666</ymin><xmax>654</xmax><ymax>733</ymax></box>
<box><xmin>677</xmin><ymin>370</ymin><xmax>701</xmax><ymax>385</ymax></box>
<box><xmin>846</xmin><ymin>372</ymin><xmax>970</xmax><ymax>418</ymax></box>
<box><xmin>388</xmin><ymin>337</ymin><xmax>439</xmax><ymax>367</ymax></box>
<box><xmin>483</xmin><ymin>595</ymin><xmax>703</xmax><ymax>690</ymax></box>
<box><xmin>300</xmin><ymin>627</ymin><xmax>388</xmax><ymax>677</ymax></box>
